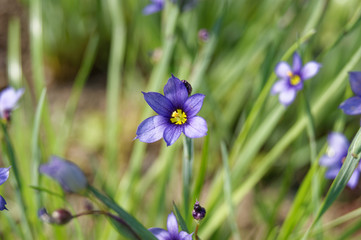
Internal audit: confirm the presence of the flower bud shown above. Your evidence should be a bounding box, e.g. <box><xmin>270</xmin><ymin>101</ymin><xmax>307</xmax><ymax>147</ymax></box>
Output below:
<box><xmin>38</xmin><ymin>208</ymin><xmax>74</xmax><ymax>225</ymax></box>
<box><xmin>39</xmin><ymin>156</ymin><xmax>88</xmax><ymax>194</ymax></box>
<box><xmin>51</xmin><ymin>209</ymin><xmax>73</xmax><ymax>225</ymax></box>
<box><xmin>192</xmin><ymin>201</ymin><xmax>206</xmax><ymax>221</ymax></box>
<box><xmin>198</xmin><ymin>29</ymin><xmax>209</xmax><ymax>42</ymax></box>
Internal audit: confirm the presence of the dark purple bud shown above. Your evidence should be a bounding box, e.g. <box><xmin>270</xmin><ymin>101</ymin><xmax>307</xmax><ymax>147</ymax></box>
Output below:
<box><xmin>51</xmin><ymin>209</ymin><xmax>73</xmax><ymax>225</ymax></box>
<box><xmin>181</xmin><ymin>80</ymin><xmax>192</xmax><ymax>95</ymax></box>
<box><xmin>198</xmin><ymin>29</ymin><xmax>209</xmax><ymax>42</ymax></box>
<box><xmin>192</xmin><ymin>201</ymin><xmax>206</xmax><ymax>221</ymax></box>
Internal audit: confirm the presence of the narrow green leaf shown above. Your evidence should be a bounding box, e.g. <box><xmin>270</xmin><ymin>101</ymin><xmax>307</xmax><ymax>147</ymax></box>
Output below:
<box><xmin>173</xmin><ymin>202</ymin><xmax>189</xmax><ymax>233</ymax></box>
<box><xmin>88</xmin><ymin>185</ymin><xmax>157</xmax><ymax>240</ymax></box>
<box><xmin>302</xmin><ymin>127</ymin><xmax>361</xmax><ymax>239</ymax></box>
<box><xmin>29</xmin><ymin>185</ymin><xmax>64</xmax><ymax>199</ymax></box>
<box><xmin>31</xmin><ymin>88</ymin><xmax>46</xmax><ymax>210</ymax></box>
<box><xmin>183</xmin><ymin>137</ymin><xmax>194</xmax><ymax>220</ymax></box>
<box><xmin>192</xmin><ymin>135</ymin><xmax>209</xmax><ymax>203</ymax></box>
<box><xmin>221</xmin><ymin>142</ymin><xmax>241</xmax><ymax>240</ymax></box>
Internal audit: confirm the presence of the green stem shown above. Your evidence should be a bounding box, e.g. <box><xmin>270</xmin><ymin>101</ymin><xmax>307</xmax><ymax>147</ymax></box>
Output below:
<box><xmin>105</xmin><ymin>0</ymin><xmax>126</xmax><ymax>167</ymax></box>
<box><xmin>88</xmin><ymin>185</ymin><xmax>157</xmax><ymax>240</ymax></box>
<box><xmin>31</xmin><ymin>89</ymin><xmax>47</xmax><ymax>211</ymax></box>
<box><xmin>183</xmin><ymin>137</ymin><xmax>194</xmax><ymax>221</ymax></box>
<box><xmin>302</xmin><ymin>89</ymin><xmax>322</xmax><ymax>239</ymax></box>
<box><xmin>1</xmin><ymin>123</ymin><xmax>33</xmax><ymax>239</ymax></box>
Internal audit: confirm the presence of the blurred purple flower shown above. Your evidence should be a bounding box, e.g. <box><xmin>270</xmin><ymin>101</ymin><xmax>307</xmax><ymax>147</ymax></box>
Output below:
<box><xmin>39</xmin><ymin>156</ymin><xmax>88</xmax><ymax>194</ymax></box>
<box><xmin>0</xmin><ymin>167</ymin><xmax>10</xmax><ymax>211</ymax></box>
<box><xmin>171</xmin><ymin>0</ymin><xmax>197</xmax><ymax>11</ymax></box>
<box><xmin>319</xmin><ymin>132</ymin><xmax>360</xmax><ymax>189</ymax></box>
<box><xmin>198</xmin><ymin>29</ymin><xmax>209</xmax><ymax>42</ymax></box>
<box><xmin>143</xmin><ymin>0</ymin><xmax>197</xmax><ymax>15</ymax></box>
<box><xmin>149</xmin><ymin>212</ymin><xmax>192</xmax><ymax>240</ymax></box>
<box><xmin>0</xmin><ymin>87</ymin><xmax>24</xmax><ymax>122</ymax></box>
<box><xmin>339</xmin><ymin>72</ymin><xmax>361</xmax><ymax>116</ymax></box>
<box><xmin>143</xmin><ymin>0</ymin><xmax>165</xmax><ymax>15</ymax></box>
<box><xmin>135</xmin><ymin>75</ymin><xmax>207</xmax><ymax>146</ymax></box>
<box><xmin>271</xmin><ymin>52</ymin><xmax>321</xmax><ymax>106</ymax></box>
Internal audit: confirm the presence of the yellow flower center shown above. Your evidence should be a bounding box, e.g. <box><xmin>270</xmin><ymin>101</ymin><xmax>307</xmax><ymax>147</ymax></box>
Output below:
<box><xmin>170</xmin><ymin>109</ymin><xmax>187</xmax><ymax>125</ymax></box>
<box><xmin>287</xmin><ymin>71</ymin><xmax>301</xmax><ymax>86</ymax></box>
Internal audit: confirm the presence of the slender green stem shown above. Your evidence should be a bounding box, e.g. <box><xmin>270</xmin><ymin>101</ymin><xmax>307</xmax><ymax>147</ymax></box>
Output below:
<box><xmin>1</xmin><ymin>123</ymin><xmax>33</xmax><ymax>239</ymax></box>
<box><xmin>183</xmin><ymin>137</ymin><xmax>194</xmax><ymax>221</ymax></box>
<box><xmin>221</xmin><ymin>142</ymin><xmax>241</xmax><ymax>240</ymax></box>
<box><xmin>88</xmin><ymin>185</ymin><xmax>157</xmax><ymax>240</ymax></box>
<box><xmin>56</xmin><ymin>35</ymin><xmax>99</xmax><ymax>154</ymax></box>
<box><xmin>194</xmin><ymin>224</ymin><xmax>200</xmax><ymax>240</ymax></box>
<box><xmin>300</xmin><ymin>206</ymin><xmax>361</xmax><ymax>238</ymax></box>
<box><xmin>302</xmin><ymin>89</ymin><xmax>321</xmax><ymax>239</ymax></box>
<box><xmin>31</xmin><ymin>89</ymin><xmax>47</xmax><ymax>210</ymax></box>
<box><xmin>7</xmin><ymin>18</ymin><xmax>22</xmax><ymax>88</ymax></box>
<box><xmin>29</xmin><ymin>0</ymin><xmax>55</xmax><ymax>153</ymax></box>
<box><xmin>105</xmin><ymin>0</ymin><xmax>126</xmax><ymax>167</ymax></box>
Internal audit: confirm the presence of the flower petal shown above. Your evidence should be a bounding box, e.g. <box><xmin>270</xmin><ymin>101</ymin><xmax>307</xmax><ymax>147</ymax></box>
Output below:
<box><xmin>300</xmin><ymin>61</ymin><xmax>321</xmax><ymax>80</ymax></box>
<box><xmin>292</xmin><ymin>52</ymin><xmax>302</xmax><ymax>73</ymax></box>
<box><xmin>325</xmin><ymin>167</ymin><xmax>340</xmax><ymax>179</ymax></box>
<box><xmin>143</xmin><ymin>92</ymin><xmax>174</xmax><ymax>117</ymax></box>
<box><xmin>271</xmin><ymin>80</ymin><xmax>289</xmax><ymax>95</ymax></box>
<box><xmin>142</xmin><ymin>2</ymin><xmax>163</xmax><ymax>15</ymax></box>
<box><xmin>149</xmin><ymin>228</ymin><xmax>171</xmax><ymax>240</ymax></box>
<box><xmin>319</xmin><ymin>155</ymin><xmax>339</xmax><ymax>168</ymax></box>
<box><xmin>39</xmin><ymin>156</ymin><xmax>88</xmax><ymax>193</ymax></box>
<box><xmin>0</xmin><ymin>195</ymin><xmax>7</xmax><ymax>211</ymax></box>
<box><xmin>275</xmin><ymin>62</ymin><xmax>291</xmax><ymax>79</ymax></box>
<box><xmin>179</xmin><ymin>231</ymin><xmax>193</xmax><ymax>240</ymax></box>
<box><xmin>163</xmin><ymin>125</ymin><xmax>182</xmax><ymax>146</ymax></box>
<box><xmin>183</xmin><ymin>94</ymin><xmax>205</xmax><ymax>117</ymax></box>
<box><xmin>0</xmin><ymin>87</ymin><xmax>24</xmax><ymax>117</ymax></box>
<box><xmin>279</xmin><ymin>88</ymin><xmax>297</xmax><ymax>106</ymax></box>
<box><xmin>339</xmin><ymin>96</ymin><xmax>361</xmax><ymax>115</ymax></box>
<box><xmin>327</xmin><ymin>132</ymin><xmax>349</xmax><ymax>156</ymax></box>
<box><xmin>166</xmin><ymin>212</ymin><xmax>179</xmax><ymax>237</ymax></box>
<box><xmin>347</xmin><ymin>170</ymin><xmax>360</xmax><ymax>189</ymax></box>
<box><xmin>349</xmin><ymin>72</ymin><xmax>361</xmax><ymax>96</ymax></box>
<box><xmin>0</xmin><ymin>167</ymin><xmax>10</xmax><ymax>186</ymax></box>
<box><xmin>164</xmin><ymin>75</ymin><xmax>189</xmax><ymax>108</ymax></box>
<box><xmin>135</xmin><ymin>115</ymin><xmax>169</xmax><ymax>143</ymax></box>
<box><xmin>184</xmin><ymin>116</ymin><xmax>207</xmax><ymax>138</ymax></box>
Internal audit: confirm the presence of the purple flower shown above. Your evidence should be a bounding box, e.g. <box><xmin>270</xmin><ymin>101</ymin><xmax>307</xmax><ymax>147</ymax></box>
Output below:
<box><xmin>0</xmin><ymin>167</ymin><xmax>10</xmax><ymax>211</ymax></box>
<box><xmin>39</xmin><ymin>156</ymin><xmax>88</xmax><ymax>194</ymax></box>
<box><xmin>198</xmin><ymin>29</ymin><xmax>209</xmax><ymax>42</ymax></box>
<box><xmin>319</xmin><ymin>132</ymin><xmax>360</xmax><ymax>189</ymax></box>
<box><xmin>149</xmin><ymin>212</ymin><xmax>192</xmax><ymax>240</ymax></box>
<box><xmin>339</xmin><ymin>72</ymin><xmax>361</xmax><ymax>116</ymax></box>
<box><xmin>135</xmin><ymin>75</ymin><xmax>207</xmax><ymax>146</ymax></box>
<box><xmin>271</xmin><ymin>52</ymin><xmax>321</xmax><ymax>106</ymax></box>
<box><xmin>143</xmin><ymin>0</ymin><xmax>164</xmax><ymax>15</ymax></box>
<box><xmin>0</xmin><ymin>87</ymin><xmax>24</xmax><ymax>122</ymax></box>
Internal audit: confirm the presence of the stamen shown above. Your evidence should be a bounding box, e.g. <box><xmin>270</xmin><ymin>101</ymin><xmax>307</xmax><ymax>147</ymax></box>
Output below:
<box><xmin>170</xmin><ymin>109</ymin><xmax>187</xmax><ymax>125</ymax></box>
<box><xmin>287</xmin><ymin>71</ymin><xmax>301</xmax><ymax>86</ymax></box>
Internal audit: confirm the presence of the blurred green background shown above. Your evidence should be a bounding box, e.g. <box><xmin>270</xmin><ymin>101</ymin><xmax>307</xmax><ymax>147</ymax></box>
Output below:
<box><xmin>1</xmin><ymin>0</ymin><xmax>361</xmax><ymax>239</ymax></box>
